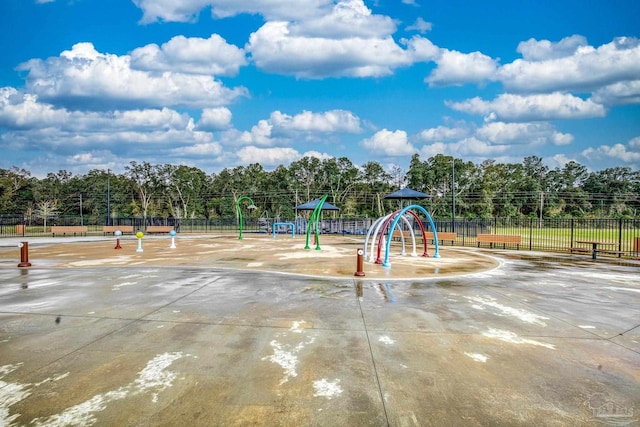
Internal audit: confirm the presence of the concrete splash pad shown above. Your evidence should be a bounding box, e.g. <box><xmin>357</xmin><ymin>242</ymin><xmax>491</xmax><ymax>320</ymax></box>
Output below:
<box><xmin>0</xmin><ymin>234</ymin><xmax>638</xmax><ymax>426</ymax></box>
<box><xmin>0</xmin><ymin>234</ymin><xmax>499</xmax><ymax>279</ymax></box>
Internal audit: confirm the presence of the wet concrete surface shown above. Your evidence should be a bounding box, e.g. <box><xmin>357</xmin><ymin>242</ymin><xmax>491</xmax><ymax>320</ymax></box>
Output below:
<box><xmin>0</xmin><ymin>235</ymin><xmax>639</xmax><ymax>426</ymax></box>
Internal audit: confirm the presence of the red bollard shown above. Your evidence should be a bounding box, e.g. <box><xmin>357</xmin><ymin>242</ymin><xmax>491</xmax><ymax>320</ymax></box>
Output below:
<box><xmin>114</xmin><ymin>230</ymin><xmax>122</xmax><ymax>249</ymax></box>
<box><xmin>354</xmin><ymin>248</ymin><xmax>365</xmax><ymax>277</ymax></box>
<box><xmin>18</xmin><ymin>242</ymin><xmax>32</xmax><ymax>267</ymax></box>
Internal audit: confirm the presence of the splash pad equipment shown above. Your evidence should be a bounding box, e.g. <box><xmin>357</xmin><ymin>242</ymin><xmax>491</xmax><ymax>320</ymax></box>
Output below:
<box><xmin>272</xmin><ymin>222</ymin><xmax>295</xmax><ymax>238</ymax></box>
<box><xmin>364</xmin><ymin>205</ymin><xmax>440</xmax><ymax>268</ymax></box>
<box><xmin>304</xmin><ymin>195</ymin><xmax>328</xmax><ymax>250</ymax></box>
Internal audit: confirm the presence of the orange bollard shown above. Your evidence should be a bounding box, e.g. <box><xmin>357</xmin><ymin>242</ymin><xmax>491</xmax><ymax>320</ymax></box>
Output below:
<box><xmin>354</xmin><ymin>248</ymin><xmax>365</xmax><ymax>277</ymax></box>
<box><xmin>18</xmin><ymin>242</ymin><xmax>32</xmax><ymax>267</ymax></box>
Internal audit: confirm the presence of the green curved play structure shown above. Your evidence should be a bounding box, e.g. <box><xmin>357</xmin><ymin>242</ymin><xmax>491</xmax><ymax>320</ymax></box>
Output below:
<box><xmin>236</xmin><ymin>196</ymin><xmax>256</xmax><ymax>240</ymax></box>
<box><xmin>304</xmin><ymin>194</ymin><xmax>328</xmax><ymax>250</ymax></box>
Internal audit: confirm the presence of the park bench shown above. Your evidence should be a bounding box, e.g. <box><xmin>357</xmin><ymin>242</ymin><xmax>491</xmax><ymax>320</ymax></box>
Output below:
<box><xmin>477</xmin><ymin>234</ymin><xmax>521</xmax><ymax>250</ymax></box>
<box><xmin>565</xmin><ymin>246</ymin><xmax>591</xmax><ymax>254</ymax></box>
<box><xmin>51</xmin><ymin>226</ymin><xmax>88</xmax><ymax>237</ymax></box>
<box><xmin>595</xmin><ymin>249</ymin><xmax>626</xmax><ymax>258</ymax></box>
<box><xmin>424</xmin><ymin>232</ymin><xmax>457</xmax><ymax>245</ymax></box>
<box><xmin>102</xmin><ymin>225</ymin><xmax>135</xmax><ymax>235</ymax></box>
<box><xmin>146</xmin><ymin>225</ymin><xmax>174</xmax><ymax>234</ymax></box>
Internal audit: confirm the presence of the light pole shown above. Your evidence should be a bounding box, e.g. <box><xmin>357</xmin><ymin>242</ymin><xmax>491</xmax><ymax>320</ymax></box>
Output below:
<box><xmin>236</xmin><ymin>196</ymin><xmax>257</xmax><ymax>240</ymax></box>
<box><xmin>107</xmin><ymin>169</ymin><xmax>111</xmax><ymax>226</ymax></box>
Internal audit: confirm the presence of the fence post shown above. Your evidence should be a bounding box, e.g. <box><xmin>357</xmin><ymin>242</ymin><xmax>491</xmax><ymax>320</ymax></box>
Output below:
<box><xmin>570</xmin><ymin>218</ymin><xmax>574</xmax><ymax>246</ymax></box>
<box><xmin>529</xmin><ymin>218</ymin><xmax>533</xmax><ymax>251</ymax></box>
<box><xmin>618</xmin><ymin>218</ymin><xmax>623</xmax><ymax>254</ymax></box>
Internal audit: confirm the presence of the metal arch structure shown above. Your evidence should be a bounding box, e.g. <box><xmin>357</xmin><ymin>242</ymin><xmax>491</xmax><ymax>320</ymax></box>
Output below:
<box><xmin>364</xmin><ymin>211</ymin><xmax>417</xmax><ymax>263</ymax></box>
<box><xmin>375</xmin><ymin>209</ymin><xmax>429</xmax><ymax>264</ymax></box>
<box><xmin>382</xmin><ymin>205</ymin><xmax>440</xmax><ymax>267</ymax></box>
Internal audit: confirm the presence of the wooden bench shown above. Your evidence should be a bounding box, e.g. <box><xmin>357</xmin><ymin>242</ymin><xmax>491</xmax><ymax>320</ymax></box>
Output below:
<box><xmin>51</xmin><ymin>226</ymin><xmax>88</xmax><ymax>237</ymax></box>
<box><xmin>477</xmin><ymin>234</ymin><xmax>521</xmax><ymax>249</ymax></box>
<box><xmin>565</xmin><ymin>246</ymin><xmax>591</xmax><ymax>254</ymax></box>
<box><xmin>146</xmin><ymin>225</ymin><xmax>174</xmax><ymax>234</ymax></box>
<box><xmin>596</xmin><ymin>249</ymin><xmax>626</xmax><ymax>258</ymax></box>
<box><xmin>424</xmin><ymin>232</ymin><xmax>457</xmax><ymax>245</ymax></box>
<box><xmin>102</xmin><ymin>225</ymin><xmax>135</xmax><ymax>235</ymax></box>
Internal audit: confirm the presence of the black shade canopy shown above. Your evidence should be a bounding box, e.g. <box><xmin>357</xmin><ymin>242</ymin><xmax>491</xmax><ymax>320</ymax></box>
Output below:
<box><xmin>294</xmin><ymin>198</ymin><xmax>340</xmax><ymax>211</ymax></box>
<box><xmin>384</xmin><ymin>188</ymin><xmax>430</xmax><ymax>200</ymax></box>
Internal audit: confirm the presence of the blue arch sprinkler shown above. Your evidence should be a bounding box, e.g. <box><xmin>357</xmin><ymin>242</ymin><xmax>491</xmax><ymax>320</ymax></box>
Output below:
<box><xmin>236</xmin><ymin>196</ymin><xmax>256</xmax><ymax>240</ymax></box>
<box><xmin>382</xmin><ymin>205</ymin><xmax>440</xmax><ymax>268</ymax></box>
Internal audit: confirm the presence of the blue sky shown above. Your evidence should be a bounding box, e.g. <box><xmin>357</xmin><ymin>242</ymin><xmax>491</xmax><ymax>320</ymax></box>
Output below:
<box><xmin>1</xmin><ymin>0</ymin><xmax>639</xmax><ymax>178</ymax></box>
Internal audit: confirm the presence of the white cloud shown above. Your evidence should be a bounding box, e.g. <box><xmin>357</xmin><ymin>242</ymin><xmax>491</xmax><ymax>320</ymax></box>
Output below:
<box><xmin>270</xmin><ymin>110</ymin><xmax>361</xmax><ymax>134</ymax></box>
<box><xmin>426</xmin><ymin>49</ymin><xmax>498</xmax><ymax>86</ymax></box>
<box><xmin>360</xmin><ymin>129</ymin><xmax>415</xmax><ymax>156</ymax></box>
<box><xmin>419</xmin><ymin>137</ymin><xmax>509</xmax><ymax>158</ymax></box>
<box><xmin>516</xmin><ymin>35</ymin><xmax>588</xmax><ymax>61</ymax></box>
<box><xmin>222</xmin><ymin>120</ymin><xmax>274</xmax><ymax>146</ymax></box>
<box><xmin>289</xmin><ymin>0</ymin><xmax>396</xmax><ymax>39</ymax></box>
<box><xmin>0</xmin><ymin>88</ymin><xmax>69</xmax><ymax>129</ymax></box>
<box><xmin>130</xmin><ymin>34</ymin><xmax>247</xmax><ymax>76</ymax></box>
<box><xmin>418</xmin><ymin>125</ymin><xmax>470</xmax><ymax>142</ymax></box>
<box><xmin>582</xmin><ymin>141</ymin><xmax>640</xmax><ymax>166</ymax></box>
<box><xmin>18</xmin><ymin>42</ymin><xmax>248</xmax><ymax>110</ymax></box>
<box><xmin>133</xmin><ymin>0</ymin><xmax>328</xmax><ymax>23</ymax></box>
<box><xmin>170</xmin><ymin>142</ymin><xmax>223</xmax><ymax>156</ymax></box>
<box><xmin>247</xmin><ymin>21</ymin><xmax>416</xmax><ymax>78</ymax></box>
<box><xmin>447</xmin><ymin>92</ymin><xmax>606</xmax><ymax>122</ymax></box>
<box><xmin>476</xmin><ymin>122</ymin><xmax>573</xmax><ymax>146</ymax></box>
<box><xmin>498</xmin><ymin>36</ymin><xmax>640</xmax><ymax>93</ymax></box>
<box><xmin>591</xmin><ymin>79</ymin><xmax>640</xmax><ymax>106</ymax></box>
<box><xmin>236</xmin><ymin>146</ymin><xmax>301</xmax><ymax>165</ymax></box>
<box><xmin>406</xmin><ymin>17</ymin><xmax>432</xmax><ymax>34</ymax></box>
<box><xmin>198</xmin><ymin>107</ymin><xmax>232</xmax><ymax>130</ymax></box>
<box><xmin>301</xmin><ymin>150</ymin><xmax>334</xmax><ymax>161</ymax></box>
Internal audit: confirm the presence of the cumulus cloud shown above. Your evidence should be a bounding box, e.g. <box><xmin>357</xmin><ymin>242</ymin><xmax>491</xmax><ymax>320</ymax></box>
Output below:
<box><xmin>447</xmin><ymin>92</ymin><xmax>606</xmax><ymax>122</ymax></box>
<box><xmin>0</xmin><ymin>89</ymin><xmax>195</xmax><ymax>133</ymax></box>
<box><xmin>17</xmin><ymin>42</ymin><xmax>248</xmax><ymax>110</ymax></box>
<box><xmin>236</xmin><ymin>146</ymin><xmax>302</xmax><ymax>165</ymax></box>
<box><xmin>476</xmin><ymin>122</ymin><xmax>573</xmax><ymax>146</ymax></box>
<box><xmin>591</xmin><ymin>79</ymin><xmax>640</xmax><ymax>106</ymax></box>
<box><xmin>170</xmin><ymin>142</ymin><xmax>223</xmax><ymax>157</ymax></box>
<box><xmin>130</xmin><ymin>34</ymin><xmax>247</xmax><ymax>76</ymax></box>
<box><xmin>247</xmin><ymin>21</ymin><xmax>417</xmax><ymax>78</ymax></box>
<box><xmin>0</xmin><ymin>88</ymin><xmax>69</xmax><ymax>129</ymax></box>
<box><xmin>516</xmin><ymin>35</ymin><xmax>588</xmax><ymax>61</ymax></box>
<box><xmin>270</xmin><ymin>110</ymin><xmax>362</xmax><ymax>135</ymax></box>
<box><xmin>133</xmin><ymin>0</ymin><xmax>328</xmax><ymax>23</ymax></box>
<box><xmin>419</xmin><ymin>137</ymin><xmax>510</xmax><ymax>158</ymax></box>
<box><xmin>360</xmin><ymin>129</ymin><xmax>415</xmax><ymax>156</ymax></box>
<box><xmin>426</xmin><ymin>49</ymin><xmax>499</xmax><ymax>86</ymax></box>
<box><xmin>289</xmin><ymin>0</ymin><xmax>396</xmax><ymax>39</ymax></box>
<box><xmin>498</xmin><ymin>36</ymin><xmax>640</xmax><ymax>93</ymax></box>
<box><xmin>406</xmin><ymin>17</ymin><xmax>432</xmax><ymax>34</ymax></box>
<box><xmin>220</xmin><ymin>109</ymin><xmax>362</xmax><ymax>145</ymax></box>
<box><xmin>418</xmin><ymin>125</ymin><xmax>471</xmax><ymax>142</ymax></box>
<box><xmin>582</xmin><ymin>137</ymin><xmax>640</xmax><ymax>166</ymax></box>
<box><xmin>198</xmin><ymin>107</ymin><xmax>232</xmax><ymax>130</ymax></box>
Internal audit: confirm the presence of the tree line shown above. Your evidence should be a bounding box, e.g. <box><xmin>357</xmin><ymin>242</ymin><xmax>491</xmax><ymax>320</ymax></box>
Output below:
<box><xmin>1</xmin><ymin>154</ymin><xmax>638</xmax><ymax>223</ymax></box>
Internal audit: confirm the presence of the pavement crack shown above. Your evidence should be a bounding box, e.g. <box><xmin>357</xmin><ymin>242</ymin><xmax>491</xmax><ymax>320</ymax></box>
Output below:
<box><xmin>354</xmin><ymin>279</ymin><xmax>390</xmax><ymax>427</ymax></box>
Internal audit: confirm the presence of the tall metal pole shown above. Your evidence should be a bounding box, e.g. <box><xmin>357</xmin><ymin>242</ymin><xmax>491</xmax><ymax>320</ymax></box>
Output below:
<box><xmin>451</xmin><ymin>158</ymin><xmax>455</xmax><ymax>232</ymax></box>
<box><xmin>107</xmin><ymin>169</ymin><xmax>111</xmax><ymax>226</ymax></box>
